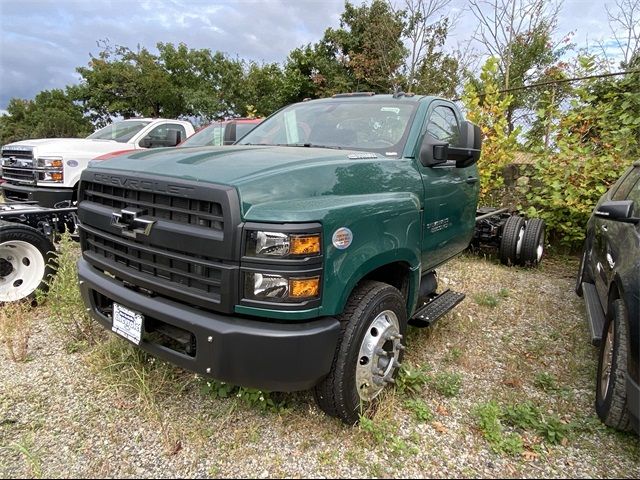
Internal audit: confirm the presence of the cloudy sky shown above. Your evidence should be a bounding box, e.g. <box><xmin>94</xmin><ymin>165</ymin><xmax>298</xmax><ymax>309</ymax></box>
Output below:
<box><xmin>0</xmin><ymin>0</ymin><xmax>625</xmax><ymax>111</ymax></box>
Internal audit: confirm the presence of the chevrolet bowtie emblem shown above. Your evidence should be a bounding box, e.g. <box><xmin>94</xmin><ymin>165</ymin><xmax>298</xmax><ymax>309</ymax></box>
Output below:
<box><xmin>111</xmin><ymin>207</ymin><xmax>156</xmax><ymax>238</ymax></box>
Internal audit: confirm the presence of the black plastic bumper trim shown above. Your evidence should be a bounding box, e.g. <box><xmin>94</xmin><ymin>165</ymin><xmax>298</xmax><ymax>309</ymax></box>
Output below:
<box><xmin>78</xmin><ymin>258</ymin><xmax>340</xmax><ymax>392</ymax></box>
<box><xmin>1</xmin><ymin>183</ymin><xmax>72</xmax><ymax>208</ymax></box>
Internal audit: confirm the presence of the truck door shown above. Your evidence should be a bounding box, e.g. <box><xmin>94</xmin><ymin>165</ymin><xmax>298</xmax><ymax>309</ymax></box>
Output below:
<box><xmin>593</xmin><ymin>166</ymin><xmax>640</xmax><ymax>306</ymax></box>
<box><xmin>418</xmin><ymin>102</ymin><xmax>480</xmax><ymax>270</ymax></box>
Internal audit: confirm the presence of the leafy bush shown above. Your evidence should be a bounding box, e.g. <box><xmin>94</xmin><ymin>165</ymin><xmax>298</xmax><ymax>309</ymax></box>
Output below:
<box><xmin>463</xmin><ymin>58</ymin><xmax>519</xmax><ymax>206</ymax></box>
<box><xmin>522</xmin><ymin>58</ymin><xmax>638</xmax><ymax>247</ymax></box>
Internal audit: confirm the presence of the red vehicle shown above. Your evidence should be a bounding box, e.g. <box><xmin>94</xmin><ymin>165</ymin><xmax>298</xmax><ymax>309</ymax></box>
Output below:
<box><xmin>178</xmin><ymin>118</ymin><xmax>263</xmax><ymax>147</ymax></box>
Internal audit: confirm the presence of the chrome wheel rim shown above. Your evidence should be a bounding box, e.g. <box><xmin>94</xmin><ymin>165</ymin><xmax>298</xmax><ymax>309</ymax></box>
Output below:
<box><xmin>0</xmin><ymin>240</ymin><xmax>46</xmax><ymax>302</ymax></box>
<box><xmin>355</xmin><ymin>310</ymin><xmax>403</xmax><ymax>401</ymax></box>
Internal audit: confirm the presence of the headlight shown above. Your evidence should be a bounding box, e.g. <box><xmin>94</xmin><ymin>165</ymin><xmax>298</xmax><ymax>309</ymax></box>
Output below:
<box><xmin>37</xmin><ymin>156</ymin><xmax>64</xmax><ymax>168</ymax></box>
<box><xmin>244</xmin><ymin>272</ymin><xmax>320</xmax><ymax>302</ymax></box>
<box><xmin>37</xmin><ymin>156</ymin><xmax>64</xmax><ymax>183</ymax></box>
<box><xmin>245</xmin><ymin>231</ymin><xmax>321</xmax><ymax>257</ymax></box>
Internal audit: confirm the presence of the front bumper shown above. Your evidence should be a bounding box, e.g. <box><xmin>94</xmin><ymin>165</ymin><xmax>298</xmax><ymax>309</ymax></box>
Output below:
<box><xmin>1</xmin><ymin>182</ymin><xmax>72</xmax><ymax>207</ymax></box>
<box><xmin>78</xmin><ymin>258</ymin><xmax>341</xmax><ymax>392</ymax></box>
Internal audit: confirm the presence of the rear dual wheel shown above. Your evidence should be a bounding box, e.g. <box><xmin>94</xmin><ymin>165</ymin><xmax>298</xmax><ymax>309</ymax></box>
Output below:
<box><xmin>499</xmin><ymin>215</ymin><xmax>545</xmax><ymax>267</ymax></box>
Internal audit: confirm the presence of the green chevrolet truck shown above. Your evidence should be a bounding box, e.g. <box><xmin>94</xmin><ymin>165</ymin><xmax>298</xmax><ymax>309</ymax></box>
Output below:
<box><xmin>76</xmin><ymin>92</ymin><xmax>482</xmax><ymax>424</ymax></box>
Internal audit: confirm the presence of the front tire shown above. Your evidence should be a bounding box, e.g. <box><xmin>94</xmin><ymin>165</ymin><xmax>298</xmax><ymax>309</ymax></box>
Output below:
<box><xmin>0</xmin><ymin>221</ymin><xmax>56</xmax><ymax>303</ymax></box>
<box><xmin>595</xmin><ymin>299</ymin><xmax>631</xmax><ymax>431</ymax></box>
<box><xmin>313</xmin><ymin>281</ymin><xmax>407</xmax><ymax>424</ymax></box>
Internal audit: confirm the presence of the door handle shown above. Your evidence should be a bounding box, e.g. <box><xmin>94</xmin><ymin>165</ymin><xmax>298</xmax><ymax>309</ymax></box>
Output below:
<box><xmin>606</xmin><ymin>252</ymin><xmax>615</xmax><ymax>269</ymax></box>
<box><xmin>466</xmin><ymin>177</ymin><xmax>479</xmax><ymax>184</ymax></box>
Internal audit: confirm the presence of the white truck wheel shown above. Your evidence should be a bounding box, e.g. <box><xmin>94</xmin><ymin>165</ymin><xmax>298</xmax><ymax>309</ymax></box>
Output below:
<box><xmin>0</xmin><ymin>222</ymin><xmax>56</xmax><ymax>303</ymax></box>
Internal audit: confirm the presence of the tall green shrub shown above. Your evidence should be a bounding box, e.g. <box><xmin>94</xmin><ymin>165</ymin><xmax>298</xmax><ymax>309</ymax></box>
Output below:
<box><xmin>524</xmin><ymin>57</ymin><xmax>639</xmax><ymax>247</ymax></box>
<box><xmin>463</xmin><ymin>58</ymin><xmax>519</xmax><ymax>206</ymax></box>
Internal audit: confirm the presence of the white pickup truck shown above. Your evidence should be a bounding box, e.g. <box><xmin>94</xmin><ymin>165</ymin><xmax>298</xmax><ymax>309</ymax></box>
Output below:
<box><xmin>0</xmin><ymin>118</ymin><xmax>195</xmax><ymax>207</ymax></box>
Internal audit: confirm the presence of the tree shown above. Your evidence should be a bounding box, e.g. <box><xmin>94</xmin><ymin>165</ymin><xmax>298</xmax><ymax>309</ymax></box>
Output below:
<box><xmin>606</xmin><ymin>0</ymin><xmax>640</xmax><ymax>68</ymax></box>
<box><xmin>71</xmin><ymin>41</ymin><xmax>182</xmax><ymax>125</ymax></box>
<box><xmin>323</xmin><ymin>0</ymin><xmax>407</xmax><ymax>92</ymax></box>
<box><xmin>158</xmin><ymin>42</ymin><xmax>245</xmax><ymax>121</ymax></box>
<box><xmin>0</xmin><ymin>89</ymin><xmax>93</xmax><ymax>145</ymax></box>
<box><xmin>394</xmin><ymin>0</ymin><xmax>459</xmax><ymax>96</ymax></box>
<box><xmin>468</xmin><ymin>0</ymin><xmax>570</xmax><ymax>132</ymax></box>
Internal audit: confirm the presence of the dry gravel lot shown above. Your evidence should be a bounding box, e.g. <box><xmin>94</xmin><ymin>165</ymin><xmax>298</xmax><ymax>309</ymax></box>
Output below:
<box><xmin>1</xmin><ymin>252</ymin><xmax>639</xmax><ymax>478</ymax></box>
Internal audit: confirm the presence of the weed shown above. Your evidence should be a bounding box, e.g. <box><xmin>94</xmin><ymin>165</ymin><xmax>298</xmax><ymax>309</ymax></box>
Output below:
<box><xmin>0</xmin><ymin>300</ymin><xmax>33</xmax><ymax>362</ymax></box>
<box><xmin>88</xmin><ymin>337</ymin><xmax>186</xmax><ymax>409</ymax></box>
<box><xmin>476</xmin><ymin>400</ymin><xmax>571</xmax><ymax>454</ymax></box>
<box><xmin>445</xmin><ymin>346</ymin><xmax>463</xmax><ymax>364</ymax></box>
<box><xmin>7</xmin><ymin>434</ymin><xmax>42</xmax><ymax>478</ymax></box>
<box><xmin>431</xmin><ymin>371</ymin><xmax>462</xmax><ymax>398</ymax></box>
<box><xmin>359</xmin><ymin>415</ymin><xmax>389</xmax><ymax>444</ymax></box>
<box><xmin>474</xmin><ymin>401</ymin><xmax>524</xmax><ymax>455</ymax></box>
<box><xmin>200</xmin><ymin>379</ymin><xmax>288</xmax><ymax>413</ymax></box>
<box><xmin>503</xmin><ymin>402</ymin><xmax>570</xmax><ymax>445</ymax></box>
<box><xmin>474</xmin><ymin>292</ymin><xmax>499</xmax><ymax>307</ymax></box>
<box><xmin>534</xmin><ymin>371</ymin><xmax>558</xmax><ymax>392</ymax></box>
<box><xmin>395</xmin><ymin>364</ymin><xmax>430</xmax><ymax>396</ymax></box>
<box><xmin>404</xmin><ymin>398</ymin><xmax>433</xmax><ymax>422</ymax></box>
<box><xmin>46</xmin><ymin>233</ymin><xmax>103</xmax><ymax>348</ymax></box>
<box><xmin>498</xmin><ymin>288</ymin><xmax>510</xmax><ymax>298</ymax></box>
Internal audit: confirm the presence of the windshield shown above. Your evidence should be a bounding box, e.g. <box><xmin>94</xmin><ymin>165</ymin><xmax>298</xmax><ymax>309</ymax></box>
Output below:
<box><xmin>87</xmin><ymin>120</ymin><xmax>151</xmax><ymax>143</ymax></box>
<box><xmin>179</xmin><ymin>123</ymin><xmax>224</xmax><ymax>147</ymax></box>
<box><xmin>237</xmin><ymin>100</ymin><xmax>417</xmax><ymax>154</ymax></box>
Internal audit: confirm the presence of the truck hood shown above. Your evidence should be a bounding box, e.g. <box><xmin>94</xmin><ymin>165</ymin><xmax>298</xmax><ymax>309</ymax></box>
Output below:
<box><xmin>90</xmin><ymin>145</ymin><xmax>424</xmax><ymax>216</ymax></box>
<box><xmin>3</xmin><ymin>138</ymin><xmax>128</xmax><ymax>159</ymax></box>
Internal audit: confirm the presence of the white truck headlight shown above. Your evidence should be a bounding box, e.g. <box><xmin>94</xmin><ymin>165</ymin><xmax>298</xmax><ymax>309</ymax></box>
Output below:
<box><xmin>37</xmin><ymin>156</ymin><xmax>64</xmax><ymax>183</ymax></box>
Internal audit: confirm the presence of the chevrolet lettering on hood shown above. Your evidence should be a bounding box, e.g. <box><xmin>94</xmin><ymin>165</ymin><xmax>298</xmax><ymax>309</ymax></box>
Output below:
<box><xmin>93</xmin><ymin>173</ymin><xmax>195</xmax><ymax>196</ymax></box>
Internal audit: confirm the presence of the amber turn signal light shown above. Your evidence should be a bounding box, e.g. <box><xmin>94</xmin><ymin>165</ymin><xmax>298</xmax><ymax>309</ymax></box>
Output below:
<box><xmin>289</xmin><ymin>234</ymin><xmax>321</xmax><ymax>255</ymax></box>
<box><xmin>289</xmin><ymin>277</ymin><xmax>320</xmax><ymax>298</ymax></box>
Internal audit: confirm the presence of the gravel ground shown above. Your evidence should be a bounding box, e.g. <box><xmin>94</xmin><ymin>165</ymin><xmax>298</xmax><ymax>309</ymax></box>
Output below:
<box><xmin>1</xmin><ymin>253</ymin><xmax>639</xmax><ymax>478</ymax></box>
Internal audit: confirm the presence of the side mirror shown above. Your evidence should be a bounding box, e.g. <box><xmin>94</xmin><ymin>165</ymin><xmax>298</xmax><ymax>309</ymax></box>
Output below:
<box><xmin>419</xmin><ymin>136</ymin><xmax>449</xmax><ymax>167</ymax></box>
<box><xmin>449</xmin><ymin>121</ymin><xmax>482</xmax><ymax>168</ymax></box>
<box><xmin>595</xmin><ymin>200</ymin><xmax>639</xmax><ymax>224</ymax></box>
<box><xmin>139</xmin><ymin>137</ymin><xmax>152</xmax><ymax>148</ymax></box>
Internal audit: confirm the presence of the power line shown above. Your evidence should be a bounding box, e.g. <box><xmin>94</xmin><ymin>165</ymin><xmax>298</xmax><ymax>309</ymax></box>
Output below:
<box><xmin>453</xmin><ymin>69</ymin><xmax>639</xmax><ymax>101</ymax></box>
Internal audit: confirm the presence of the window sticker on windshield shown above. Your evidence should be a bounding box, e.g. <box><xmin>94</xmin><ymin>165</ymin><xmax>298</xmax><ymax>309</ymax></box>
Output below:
<box><xmin>381</xmin><ymin>107</ymin><xmax>400</xmax><ymax>114</ymax></box>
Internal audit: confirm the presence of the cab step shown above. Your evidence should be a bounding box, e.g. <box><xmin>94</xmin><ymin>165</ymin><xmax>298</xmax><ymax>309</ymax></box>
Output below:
<box><xmin>409</xmin><ymin>289</ymin><xmax>465</xmax><ymax>328</ymax></box>
<box><xmin>582</xmin><ymin>282</ymin><xmax>606</xmax><ymax>346</ymax></box>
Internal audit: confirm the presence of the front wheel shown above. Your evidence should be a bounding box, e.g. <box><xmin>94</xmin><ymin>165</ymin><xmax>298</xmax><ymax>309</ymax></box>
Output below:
<box><xmin>595</xmin><ymin>299</ymin><xmax>631</xmax><ymax>431</ymax></box>
<box><xmin>313</xmin><ymin>281</ymin><xmax>407</xmax><ymax>424</ymax></box>
<box><xmin>0</xmin><ymin>222</ymin><xmax>56</xmax><ymax>303</ymax></box>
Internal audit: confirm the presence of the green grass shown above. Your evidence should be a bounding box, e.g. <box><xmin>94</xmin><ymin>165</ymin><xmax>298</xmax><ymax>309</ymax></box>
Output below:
<box><xmin>431</xmin><ymin>371</ymin><xmax>463</xmax><ymax>397</ymax></box>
